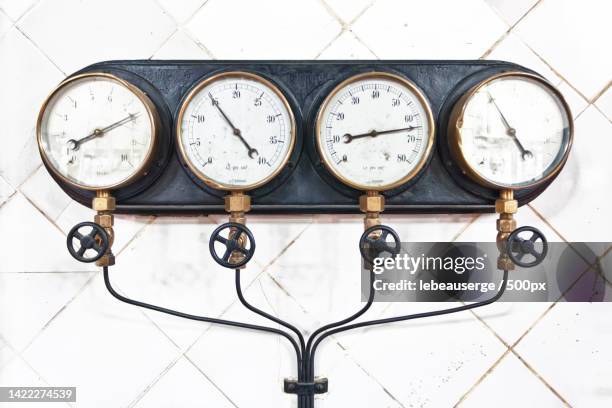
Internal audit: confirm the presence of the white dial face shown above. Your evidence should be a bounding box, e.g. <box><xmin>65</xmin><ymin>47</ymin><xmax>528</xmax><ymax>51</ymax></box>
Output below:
<box><xmin>177</xmin><ymin>73</ymin><xmax>295</xmax><ymax>190</ymax></box>
<box><xmin>457</xmin><ymin>75</ymin><xmax>571</xmax><ymax>188</ymax></box>
<box><xmin>38</xmin><ymin>74</ymin><xmax>155</xmax><ymax>190</ymax></box>
<box><xmin>316</xmin><ymin>73</ymin><xmax>434</xmax><ymax>190</ymax></box>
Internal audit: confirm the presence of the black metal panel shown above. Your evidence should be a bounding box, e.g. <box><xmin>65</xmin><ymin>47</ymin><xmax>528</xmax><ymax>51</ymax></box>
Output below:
<box><xmin>47</xmin><ymin>60</ymin><xmax>559</xmax><ymax>215</ymax></box>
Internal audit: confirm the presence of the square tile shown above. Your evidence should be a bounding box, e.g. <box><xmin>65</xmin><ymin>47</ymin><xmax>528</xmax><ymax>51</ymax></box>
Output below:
<box><xmin>132</xmin><ymin>357</ymin><xmax>234</xmax><ymax>408</ymax></box>
<box><xmin>22</xmin><ymin>273</ymin><xmax>180</xmax><ymax>408</ymax></box>
<box><xmin>20</xmin><ymin>165</ymin><xmax>72</xmax><ymax>222</ymax></box>
<box><xmin>0</xmin><ymin>28</ymin><xmax>63</xmax><ymax>187</ymax></box>
<box><xmin>352</xmin><ymin>0</ymin><xmax>508</xmax><ymax>59</ymax></box>
<box><xmin>530</xmin><ymin>107</ymin><xmax>612</xmax><ymax>244</ymax></box>
<box><xmin>514</xmin><ymin>0</ymin><xmax>612</xmax><ymax>100</ymax></box>
<box><xmin>0</xmin><ymin>272</ymin><xmax>92</xmax><ymax>352</ymax></box>
<box><xmin>515</xmin><ymin>303</ymin><xmax>612</xmax><ymax>407</ymax></box>
<box><xmin>185</xmin><ymin>0</ymin><xmax>342</xmax><ymax>59</ymax></box>
<box><xmin>458</xmin><ymin>351</ymin><xmax>566</xmax><ymax>407</ymax></box>
<box><xmin>18</xmin><ymin>0</ymin><xmax>176</xmax><ymax>74</ymax></box>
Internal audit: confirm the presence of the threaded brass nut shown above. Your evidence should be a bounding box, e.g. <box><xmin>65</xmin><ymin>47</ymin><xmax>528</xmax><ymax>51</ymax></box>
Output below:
<box><xmin>92</xmin><ymin>196</ymin><xmax>116</xmax><ymax>212</ymax></box>
<box><xmin>224</xmin><ymin>194</ymin><xmax>251</xmax><ymax>213</ymax></box>
<box><xmin>359</xmin><ymin>195</ymin><xmax>385</xmax><ymax>213</ymax></box>
<box><xmin>94</xmin><ymin>214</ymin><xmax>114</xmax><ymax>228</ymax></box>
<box><xmin>496</xmin><ymin>218</ymin><xmax>517</xmax><ymax>233</ymax></box>
<box><xmin>495</xmin><ymin>199</ymin><xmax>517</xmax><ymax>214</ymax></box>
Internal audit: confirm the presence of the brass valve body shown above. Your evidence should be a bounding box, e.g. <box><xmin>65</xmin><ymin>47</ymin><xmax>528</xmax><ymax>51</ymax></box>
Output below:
<box><xmin>495</xmin><ymin>189</ymin><xmax>517</xmax><ymax>271</ymax></box>
<box><xmin>93</xmin><ymin>190</ymin><xmax>116</xmax><ymax>267</ymax></box>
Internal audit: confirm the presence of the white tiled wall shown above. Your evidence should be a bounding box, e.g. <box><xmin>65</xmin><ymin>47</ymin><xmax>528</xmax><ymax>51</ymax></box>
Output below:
<box><xmin>0</xmin><ymin>0</ymin><xmax>611</xmax><ymax>407</ymax></box>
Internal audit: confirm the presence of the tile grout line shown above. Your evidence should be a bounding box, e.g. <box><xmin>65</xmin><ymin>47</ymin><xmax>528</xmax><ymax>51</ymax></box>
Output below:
<box><xmin>14</xmin><ymin>25</ymin><xmax>66</xmax><ymax>77</ymax></box>
<box><xmin>480</xmin><ymin>0</ymin><xmax>602</xmax><ymax>107</ymax></box>
<box><xmin>480</xmin><ymin>0</ymin><xmax>543</xmax><ymax>59</ymax></box>
<box><xmin>453</xmin><ymin>349</ymin><xmax>512</xmax><ymax>407</ymax></box>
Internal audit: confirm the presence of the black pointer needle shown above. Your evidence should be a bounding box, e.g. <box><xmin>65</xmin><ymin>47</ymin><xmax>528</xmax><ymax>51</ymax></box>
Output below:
<box><xmin>67</xmin><ymin>113</ymin><xmax>140</xmax><ymax>151</ymax></box>
<box><xmin>487</xmin><ymin>92</ymin><xmax>533</xmax><ymax>160</ymax></box>
<box><xmin>343</xmin><ymin>126</ymin><xmax>421</xmax><ymax>143</ymax></box>
<box><xmin>209</xmin><ymin>94</ymin><xmax>258</xmax><ymax>158</ymax></box>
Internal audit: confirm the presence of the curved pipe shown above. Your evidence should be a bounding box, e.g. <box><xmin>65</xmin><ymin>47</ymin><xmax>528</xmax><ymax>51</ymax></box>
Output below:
<box><xmin>102</xmin><ymin>266</ymin><xmax>302</xmax><ymax>369</ymax></box>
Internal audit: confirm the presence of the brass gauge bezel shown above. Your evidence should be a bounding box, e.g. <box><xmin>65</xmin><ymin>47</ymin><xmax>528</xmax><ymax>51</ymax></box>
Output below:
<box><xmin>176</xmin><ymin>71</ymin><xmax>297</xmax><ymax>192</ymax></box>
<box><xmin>315</xmin><ymin>71</ymin><xmax>436</xmax><ymax>192</ymax></box>
<box><xmin>36</xmin><ymin>72</ymin><xmax>161</xmax><ymax>191</ymax></box>
<box><xmin>447</xmin><ymin>71</ymin><xmax>574</xmax><ymax>190</ymax></box>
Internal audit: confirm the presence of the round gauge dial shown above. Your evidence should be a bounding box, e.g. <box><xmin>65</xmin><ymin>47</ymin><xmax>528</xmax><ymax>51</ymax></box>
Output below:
<box><xmin>449</xmin><ymin>72</ymin><xmax>572</xmax><ymax>189</ymax></box>
<box><xmin>316</xmin><ymin>72</ymin><xmax>435</xmax><ymax>191</ymax></box>
<box><xmin>37</xmin><ymin>72</ymin><xmax>158</xmax><ymax>190</ymax></box>
<box><xmin>177</xmin><ymin>71</ymin><xmax>296</xmax><ymax>191</ymax></box>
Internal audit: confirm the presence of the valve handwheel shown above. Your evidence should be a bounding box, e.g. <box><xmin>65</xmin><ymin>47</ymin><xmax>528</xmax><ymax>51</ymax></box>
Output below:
<box><xmin>359</xmin><ymin>225</ymin><xmax>401</xmax><ymax>263</ymax></box>
<box><xmin>66</xmin><ymin>222</ymin><xmax>109</xmax><ymax>263</ymax></box>
<box><xmin>209</xmin><ymin>222</ymin><xmax>256</xmax><ymax>268</ymax></box>
<box><xmin>506</xmin><ymin>226</ymin><xmax>548</xmax><ymax>268</ymax></box>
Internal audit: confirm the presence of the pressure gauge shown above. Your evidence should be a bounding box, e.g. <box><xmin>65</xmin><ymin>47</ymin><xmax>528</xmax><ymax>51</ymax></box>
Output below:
<box><xmin>315</xmin><ymin>72</ymin><xmax>435</xmax><ymax>191</ymax></box>
<box><xmin>37</xmin><ymin>72</ymin><xmax>159</xmax><ymax>190</ymax></box>
<box><xmin>176</xmin><ymin>71</ymin><xmax>296</xmax><ymax>191</ymax></box>
<box><xmin>448</xmin><ymin>72</ymin><xmax>573</xmax><ymax>189</ymax></box>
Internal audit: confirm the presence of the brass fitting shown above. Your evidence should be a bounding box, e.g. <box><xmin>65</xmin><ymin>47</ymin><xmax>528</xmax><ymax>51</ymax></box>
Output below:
<box><xmin>495</xmin><ymin>198</ymin><xmax>518</xmax><ymax>214</ymax></box>
<box><xmin>225</xmin><ymin>191</ymin><xmax>251</xmax><ymax>225</ymax></box>
<box><xmin>94</xmin><ymin>190</ymin><xmax>115</xmax><ymax>267</ymax></box>
<box><xmin>495</xmin><ymin>189</ymin><xmax>516</xmax><ymax>271</ymax></box>
<box><xmin>360</xmin><ymin>191</ymin><xmax>385</xmax><ymax>230</ymax></box>
<box><xmin>94</xmin><ymin>213</ymin><xmax>114</xmax><ymax>228</ymax></box>
<box><xmin>92</xmin><ymin>193</ymin><xmax>116</xmax><ymax>212</ymax></box>
<box><xmin>225</xmin><ymin>191</ymin><xmax>251</xmax><ymax>267</ymax></box>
